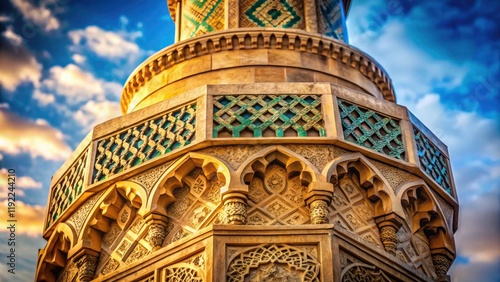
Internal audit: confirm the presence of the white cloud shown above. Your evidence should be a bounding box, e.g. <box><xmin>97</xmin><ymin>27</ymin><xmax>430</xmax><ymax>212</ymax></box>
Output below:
<box><xmin>71</xmin><ymin>53</ymin><xmax>86</xmax><ymax>64</ymax></box>
<box><xmin>412</xmin><ymin>94</ymin><xmax>500</xmax><ymax>161</ymax></box>
<box><xmin>3</xmin><ymin>26</ymin><xmax>23</xmax><ymax>46</ymax></box>
<box><xmin>0</xmin><ymin>109</ymin><xmax>71</xmax><ymax>161</ymax></box>
<box><xmin>0</xmin><ymin>103</ymin><xmax>8</xmax><ymax>109</ymax></box>
<box><xmin>0</xmin><ymin>15</ymin><xmax>13</xmax><ymax>23</ymax></box>
<box><xmin>33</xmin><ymin>89</ymin><xmax>55</xmax><ymax>106</ymax></box>
<box><xmin>10</xmin><ymin>0</ymin><xmax>60</xmax><ymax>32</ymax></box>
<box><xmin>0</xmin><ymin>30</ymin><xmax>42</xmax><ymax>92</ymax></box>
<box><xmin>350</xmin><ymin>20</ymin><xmax>468</xmax><ymax>105</ymax></box>
<box><xmin>0</xmin><ymin>200</ymin><xmax>45</xmax><ymax>236</ymax></box>
<box><xmin>68</xmin><ymin>26</ymin><xmax>141</xmax><ymax>60</ymax></box>
<box><xmin>73</xmin><ymin>100</ymin><xmax>120</xmax><ymax>129</ymax></box>
<box><xmin>0</xmin><ymin>168</ymin><xmax>42</xmax><ymax>199</ymax></box>
<box><xmin>450</xmin><ymin>190</ymin><xmax>500</xmax><ymax>279</ymax></box>
<box><xmin>40</xmin><ymin>64</ymin><xmax>122</xmax><ymax>103</ymax></box>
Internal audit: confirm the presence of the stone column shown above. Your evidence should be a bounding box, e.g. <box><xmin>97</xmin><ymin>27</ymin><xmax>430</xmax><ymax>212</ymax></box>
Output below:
<box><xmin>75</xmin><ymin>253</ymin><xmax>98</xmax><ymax>281</ymax></box>
<box><xmin>375</xmin><ymin>213</ymin><xmax>404</xmax><ymax>255</ymax></box>
<box><xmin>222</xmin><ymin>192</ymin><xmax>247</xmax><ymax>225</ymax></box>
<box><xmin>144</xmin><ymin>213</ymin><xmax>168</xmax><ymax>251</ymax></box>
<box><xmin>305</xmin><ymin>182</ymin><xmax>334</xmax><ymax>224</ymax></box>
<box><xmin>432</xmin><ymin>251</ymin><xmax>453</xmax><ymax>282</ymax></box>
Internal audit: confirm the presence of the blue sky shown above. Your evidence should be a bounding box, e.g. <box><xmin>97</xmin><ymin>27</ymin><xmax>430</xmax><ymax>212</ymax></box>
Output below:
<box><xmin>0</xmin><ymin>0</ymin><xmax>498</xmax><ymax>281</ymax></box>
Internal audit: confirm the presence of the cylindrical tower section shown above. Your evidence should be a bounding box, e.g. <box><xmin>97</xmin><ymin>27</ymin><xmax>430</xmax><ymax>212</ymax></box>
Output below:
<box><xmin>168</xmin><ymin>0</ymin><xmax>351</xmax><ymax>42</ymax></box>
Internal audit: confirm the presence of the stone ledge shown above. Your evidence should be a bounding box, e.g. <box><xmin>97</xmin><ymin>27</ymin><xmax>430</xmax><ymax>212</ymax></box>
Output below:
<box><xmin>121</xmin><ymin>29</ymin><xmax>395</xmax><ymax>113</ymax></box>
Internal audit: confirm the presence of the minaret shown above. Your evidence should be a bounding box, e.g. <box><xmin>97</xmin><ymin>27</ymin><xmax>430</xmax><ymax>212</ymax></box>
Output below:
<box><xmin>36</xmin><ymin>0</ymin><xmax>458</xmax><ymax>281</ymax></box>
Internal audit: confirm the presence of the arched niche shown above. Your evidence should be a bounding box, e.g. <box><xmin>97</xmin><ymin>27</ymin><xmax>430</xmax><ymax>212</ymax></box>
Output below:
<box><xmin>322</xmin><ymin>153</ymin><xmax>401</xmax><ymax>218</ymax></box>
<box><xmin>237</xmin><ymin>145</ymin><xmax>323</xmax><ymax>185</ymax></box>
<box><xmin>237</xmin><ymin>146</ymin><xmax>323</xmax><ymax>225</ymax></box>
<box><xmin>397</xmin><ymin>180</ymin><xmax>455</xmax><ymax>256</ymax></box>
<box><xmin>146</xmin><ymin>153</ymin><xmax>233</xmax><ymax>216</ymax></box>
<box><xmin>78</xmin><ymin>181</ymin><xmax>147</xmax><ymax>253</ymax></box>
<box><xmin>35</xmin><ymin>223</ymin><xmax>77</xmax><ymax>282</ymax></box>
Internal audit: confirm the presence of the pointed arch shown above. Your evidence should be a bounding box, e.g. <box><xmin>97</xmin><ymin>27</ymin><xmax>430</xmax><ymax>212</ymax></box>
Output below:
<box><xmin>237</xmin><ymin>145</ymin><xmax>323</xmax><ymax>186</ymax></box>
<box><xmin>78</xmin><ymin>181</ymin><xmax>147</xmax><ymax>254</ymax></box>
<box><xmin>322</xmin><ymin>153</ymin><xmax>402</xmax><ymax>218</ymax></box>
<box><xmin>114</xmin><ymin>180</ymin><xmax>148</xmax><ymax>216</ymax></box>
<box><xmin>35</xmin><ymin>223</ymin><xmax>76</xmax><ymax>282</ymax></box>
<box><xmin>146</xmin><ymin>152</ymin><xmax>233</xmax><ymax>216</ymax></box>
<box><xmin>397</xmin><ymin>180</ymin><xmax>455</xmax><ymax>255</ymax></box>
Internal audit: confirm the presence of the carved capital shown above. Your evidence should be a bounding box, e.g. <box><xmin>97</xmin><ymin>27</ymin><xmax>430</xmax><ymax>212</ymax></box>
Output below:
<box><xmin>432</xmin><ymin>253</ymin><xmax>452</xmax><ymax>279</ymax></box>
<box><xmin>223</xmin><ymin>198</ymin><xmax>247</xmax><ymax>225</ymax></box>
<box><xmin>379</xmin><ymin>225</ymin><xmax>398</xmax><ymax>255</ymax></box>
<box><xmin>75</xmin><ymin>254</ymin><xmax>98</xmax><ymax>281</ymax></box>
<box><xmin>309</xmin><ymin>200</ymin><xmax>329</xmax><ymax>224</ymax></box>
<box><xmin>146</xmin><ymin>223</ymin><xmax>167</xmax><ymax>250</ymax></box>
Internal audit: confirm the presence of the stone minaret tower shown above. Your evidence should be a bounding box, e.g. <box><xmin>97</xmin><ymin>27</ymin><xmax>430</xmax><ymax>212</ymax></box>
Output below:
<box><xmin>36</xmin><ymin>0</ymin><xmax>458</xmax><ymax>281</ymax></box>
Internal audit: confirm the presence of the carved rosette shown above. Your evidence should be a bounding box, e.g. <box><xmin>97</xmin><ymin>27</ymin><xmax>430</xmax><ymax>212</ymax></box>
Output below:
<box><xmin>309</xmin><ymin>200</ymin><xmax>329</xmax><ymax>224</ymax></box>
<box><xmin>432</xmin><ymin>254</ymin><xmax>452</xmax><ymax>278</ymax></box>
<box><xmin>379</xmin><ymin>225</ymin><xmax>398</xmax><ymax>255</ymax></box>
<box><xmin>223</xmin><ymin>199</ymin><xmax>247</xmax><ymax>225</ymax></box>
<box><xmin>146</xmin><ymin>224</ymin><xmax>167</xmax><ymax>249</ymax></box>
<box><xmin>75</xmin><ymin>254</ymin><xmax>98</xmax><ymax>281</ymax></box>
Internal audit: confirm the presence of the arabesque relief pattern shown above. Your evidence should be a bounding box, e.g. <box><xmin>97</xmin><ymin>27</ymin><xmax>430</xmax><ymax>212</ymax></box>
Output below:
<box><xmin>246</xmin><ymin>163</ymin><xmax>311</xmax><ymax>225</ymax></box>
<box><xmin>162</xmin><ymin>167</ymin><xmax>224</xmax><ymax>245</ymax></box>
<box><xmin>227</xmin><ymin>244</ymin><xmax>320</xmax><ymax>282</ymax></box>
<box><xmin>328</xmin><ymin>173</ymin><xmax>383</xmax><ymax>248</ymax></box>
<box><xmin>42</xmin><ymin>145</ymin><xmax>455</xmax><ymax>282</ymax></box>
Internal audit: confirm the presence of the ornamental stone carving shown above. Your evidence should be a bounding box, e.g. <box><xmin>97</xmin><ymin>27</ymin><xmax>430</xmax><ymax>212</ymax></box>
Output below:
<box><xmin>223</xmin><ymin>200</ymin><xmax>247</xmax><ymax>225</ymax></box>
<box><xmin>432</xmin><ymin>253</ymin><xmax>452</xmax><ymax>278</ymax></box>
<box><xmin>379</xmin><ymin>225</ymin><xmax>399</xmax><ymax>255</ymax></box>
<box><xmin>75</xmin><ymin>254</ymin><xmax>98</xmax><ymax>281</ymax></box>
<box><xmin>145</xmin><ymin>224</ymin><xmax>167</xmax><ymax>249</ymax></box>
<box><xmin>309</xmin><ymin>200</ymin><xmax>329</xmax><ymax>224</ymax></box>
<box><xmin>227</xmin><ymin>244</ymin><xmax>320</xmax><ymax>282</ymax></box>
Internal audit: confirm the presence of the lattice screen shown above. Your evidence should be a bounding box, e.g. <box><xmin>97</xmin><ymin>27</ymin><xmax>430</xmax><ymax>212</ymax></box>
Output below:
<box><xmin>213</xmin><ymin>95</ymin><xmax>325</xmax><ymax>138</ymax></box>
<box><xmin>338</xmin><ymin>99</ymin><xmax>405</xmax><ymax>160</ymax></box>
<box><xmin>93</xmin><ymin>103</ymin><xmax>197</xmax><ymax>183</ymax></box>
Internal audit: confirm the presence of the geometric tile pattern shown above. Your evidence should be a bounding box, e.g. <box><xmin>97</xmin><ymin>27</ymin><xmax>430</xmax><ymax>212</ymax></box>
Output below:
<box><xmin>328</xmin><ymin>174</ymin><xmax>382</xmax><ymax>248</ymax></box>
<box><xmin>47</xmin><ymin>147</ymin><xmax>89</xmax><ymax>228</ymax></box>
<box><xmin>338</xmin><ymin>99</ymin><xmax>405</xmax><ymax>160</ymax></box>
<box><xmin>414</xmin><ymin>128</ymin><xmax>452</xmax><ymax>194</ymax></box>
<box><xmin>181</xmin><ymin>0</ymin><xmax>225</xmax><ymax>40</ymax></box>
<box><xmin>213</xmin><ymin>95</ymin><xmax>325</xmax><ymax>138</ymax></box>
<box><xmin>246</xmin><ymin>163</ymin><xmax>311</xmax><ymax>226</ymax></box>
<box><xmin>93</xmin><ymin>103</ymin><xmax>197</xmax><ymax>183</ymax></box>
<box><xmin>317</xmin><ymin>0</ymin><xmax>348</xmax><ymax>42</ymax></box>
<box><xmin>240</xmin><ymin>0</ymin><xmax>304</xmax><ymax>29</ymax></box>
<box><xmin>163</xmin><ymin>169</ymin><xmax>224</xmax><ymax>247</ymax></box>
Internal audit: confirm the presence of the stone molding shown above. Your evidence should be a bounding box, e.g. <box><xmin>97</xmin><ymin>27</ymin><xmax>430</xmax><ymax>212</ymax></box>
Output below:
<box><xmin>120</xmin><ymin>29</ymin><xmax>395</xmax><ymax>113</ymax></box>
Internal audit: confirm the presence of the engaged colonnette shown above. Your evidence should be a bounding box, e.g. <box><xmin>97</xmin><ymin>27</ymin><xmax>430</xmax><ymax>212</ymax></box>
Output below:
<box><xmin>36</xmin><ymin>0</ymin><xmax>458</xmax><ymax>281</ymax></box>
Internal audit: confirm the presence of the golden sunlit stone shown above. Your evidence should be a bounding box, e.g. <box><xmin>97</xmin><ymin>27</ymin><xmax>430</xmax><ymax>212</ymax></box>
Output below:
<box><xmin>36</xmin><ymin>0</ymin><xmax>458</xmax><ymax>281</ymax></box>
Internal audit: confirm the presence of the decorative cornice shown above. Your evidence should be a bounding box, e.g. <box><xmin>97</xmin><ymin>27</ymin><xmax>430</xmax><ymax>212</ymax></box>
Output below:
<box><xmin>120</xmin><ymin>28</ymin><xmax>395</xmax><ymax>113</ymax></box>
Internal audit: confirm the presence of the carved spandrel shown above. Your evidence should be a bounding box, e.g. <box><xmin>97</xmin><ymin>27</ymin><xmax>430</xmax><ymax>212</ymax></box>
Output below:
<box><xmin>129</xmin><ymin>160</ymin><xmax>175</xmax><ymax>194</ymax></box>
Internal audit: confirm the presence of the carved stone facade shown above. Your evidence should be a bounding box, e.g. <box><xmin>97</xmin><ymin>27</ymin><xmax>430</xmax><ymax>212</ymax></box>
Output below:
<box><xmin>36</xmin><ymin>0</ymin><xmax>459</xmax><ymax>281</ymax></box>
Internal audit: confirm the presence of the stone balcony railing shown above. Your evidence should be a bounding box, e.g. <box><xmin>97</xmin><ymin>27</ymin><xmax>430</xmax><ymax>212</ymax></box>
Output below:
<box><xmin>43</xmin><ymin>82</ymin><xmax>457</xmax><ymax>236</ymax></box>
